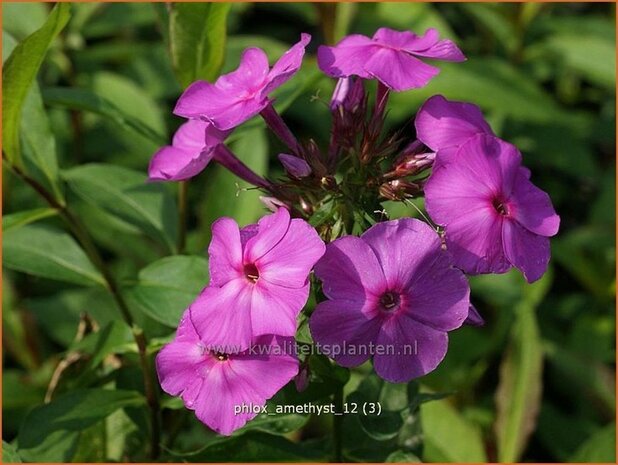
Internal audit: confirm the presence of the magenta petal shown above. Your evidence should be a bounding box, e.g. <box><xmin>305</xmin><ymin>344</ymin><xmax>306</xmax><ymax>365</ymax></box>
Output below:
<box><xmin>361</xmin><ymin>218</ymin><xmax>441</xmax><ymax>291</ymax></box>
<box><xmin>502</xmin><ymin>219</ymin><xmax>551</xmax><ymax>283</ymax></box>
<box><xmin>415</xmin><ymin>95</ymin><xmax>493</xmax><ymax>151</ymax></box>
<box><xmin>190</xmin><ymin>282</ymin><xmax>254</xmax><ymax>351</ymax></box>
<box><xmin>317</xmin><ymin>35</ymin><xmax>376</xmax><ymax>79</ymax></box>
<box><xmin>445</xmin><ymin>206</ymin><xmax>511</xmax><ymax>275</ymax></box>
<box><xmin>373</xmin><ymin>317</ymin><xmax>448</xmax><ymax>383</ymax></box>
<box><xmin>250</xmin><ymin>281</ymin><xmax>310</xmax><ymax>337</ymax></box>
<box><xmin>217</xmin><ymin>48</ymin><xmax>270</xmax><ymax>92</ymax></box>
<box><xmin>314</xmin><ymin>235</ymin><xmax>386</xmax><ymax>302</ymax></box>
<box><xmin>309</xmin><ymin>299</ymin><xmax>382</xmax><ymax>367</ymax></box>
<box><xmin>510</xmin><ymin>168</ymin><xmax>560</xmax><ymax>237</ymax></box>
<box><xmin>148</xmin><ymin>146</ymin><xmax>212</xmax><ymax>182</ymax></box>
<box><xmin>243</xmin><ymin>208</ymin><xmax>291</xmax><ymax>264</ymax></box>
<box><xmin>257</xmin><ymin>218</ymin><xmax>325</xmax><ymax>288</ymax></box>
<box><xmin>156</xmin><ymin>311</ymin><xmax>211</xmax><ymax>397</ymax></box>
<box><xmin>174</xmin><ymin>80</ymin><xmax>230</xmax><ymax>119</ymax></box>
<box><xmin>365</xmin><ymin>47</ymin><xmax>439</xmax><ymax>91</ymax></box>
<box><xmin>402</xmin><ymin>251</ymin><xmax>470</xmax><ymax>332</ymax></box>
<box><xmin>263</xmin><ymin>33</ymin><xmax>311</xmax><ymax>95</ymax></box>
<box><xmin>372</xmin><ymin>27</ymin><xmax>436</xmax><ymax>50</ymax></box>
<box><xmin>208</xmin><ymin>217</ymin><xmax>244</xmax><ymax>287</ymax></box>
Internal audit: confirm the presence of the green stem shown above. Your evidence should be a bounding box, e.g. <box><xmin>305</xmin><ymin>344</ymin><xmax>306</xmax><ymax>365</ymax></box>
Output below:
<box><xmin>3</xmin><ymin>157</ymin><xmax>161</xmax><ymax>459</ymax></box>
<box><xmin>333</xmin><ymin>384</ymin><xmax>344</xmax><ymax>462</ymax></box>
<box><xmin>177</xmin><ymin>181</ymin><xmax>188</xmax><ymax>254</ymax></box>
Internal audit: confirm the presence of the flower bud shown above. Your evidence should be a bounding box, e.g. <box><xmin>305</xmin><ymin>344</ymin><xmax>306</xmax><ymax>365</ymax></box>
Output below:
<box><xmin>294</xmin><ymin>364</ymin><xmax>310</xmax><ymax>392</ymax></box>
<box><xmin>379</xmin><ymin>179</ymin><xmax>422</xmax><ymax>201</ymax></box>
<box><xmin>279</xmin><ymin>153</ymin><xmax>312</xmax><ymax>178</ymax></box>
<box><xmin>464</xmin><ymin>304</ymin><xmax>485</xmax><ymax>327</ymax></box>
<box><xmin>330</xmin><ymin>77</ymin><xmax>364</xmax><ymax>113</ymax></box>
<box><xmin>260</xmin><ymin>196</ymin><xmax>289</xmax><ymax>212</ymax></box>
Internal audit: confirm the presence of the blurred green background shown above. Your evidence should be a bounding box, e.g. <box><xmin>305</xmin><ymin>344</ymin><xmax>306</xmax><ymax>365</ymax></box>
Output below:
<box><xmin>2</xmin><ymin>2</ymin><xmax>616</xmax><ymax>463</ymax></box>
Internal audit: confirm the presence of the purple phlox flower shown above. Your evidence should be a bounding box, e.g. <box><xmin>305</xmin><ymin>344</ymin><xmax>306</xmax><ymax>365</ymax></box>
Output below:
<box><xmin>415</xmin><ymin>94</ymin><xmax>493</xmax><ymax>154</ymax></box>
<box><xmin>156</xmin><ymin>310</ymin><xmax>298</xmax><ymax>436</ymax></box>
<box><xmin>191</xmin><ymin>208</ymin><xmax>326</xmax><ymax>351</ymax></box>
<box><xmin>329</xmin><ymin>77</ymin><xmax>364</xmax><ymax>112</ymax></box>
<box><xmin>279</xmin><ymin>153</ymin><xmax>312</xmax><ymax>178</ymax></box>
<box><xmin>425</xmin><ymin>134</ymin><xmax>560</xmax><ymax>283</ymax></box>
<box><xmin>318</xmin><ymin>28</ymin><xmax>465</xmax><ymax>92</ymax></box>
<box><xmin>148</xmin><ymin>119</ymin><xmax>229</xmax><ymax>182</ymax></box>
<box><xmin>309</xmin><ymin>218</ymin><xmax>470</xmax><ymax>383</ymax></box>
<box><xmin>174</xmin><ymin>34</ymin><xmax>311</xmax><ymax>130</ymax></box>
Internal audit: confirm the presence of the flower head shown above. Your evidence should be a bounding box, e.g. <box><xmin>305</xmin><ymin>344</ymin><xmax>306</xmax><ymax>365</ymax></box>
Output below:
<box><xmin>415</xmin><ymin>95</ymin><xmax>493</xmax><ymax>153</ymax></box>
<box><xmin>425</xmin><ymin>134</ymin><xmax>560</xmax><ymax>282</ymax></box>
<box><xmin>191</xmin><ymin>208</ymin><xmax>325</xmax><ymax>351</ymax></box>
<box><xmin>156</xmin><ymin>310</ymin><xmax>298</xmax><ymax>435</ymax></box>
<box><xmin>174</xmin><ymin>34</ymin><xmax>311</xmax><ymax>130</ymax></box>
<box><xmin>148</xmin><ymin>119</ymin><xmax>229</xmax><ymax>181</ymax></box>
<box><xmin>309</xmin><ymin>218</ymin><xmax>470</xmax><ymax>383</ymax></box>
<box><xmin>318</xmin><ymin>28</ymin><xmax>465</xmax><ymax>92</ymax></box>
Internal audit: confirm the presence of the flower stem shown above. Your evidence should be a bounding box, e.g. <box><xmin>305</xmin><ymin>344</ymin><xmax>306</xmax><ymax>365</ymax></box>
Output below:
<box><xmin>3</xmin><ymin>156</ymin><xmax>162</xmax><ymax>460</ymax></box>
<box><xmin>260</xmin><ymin>103</ymin><xmax>302</xmax><ymax>155</ymax></box>
<box><xmin>333</xmin><ymin>384</ymin><xmax>344</xmax><ymax>462</ymax></box>
<box><xmin>214</xmin><ymin>145</ymin><xmax>273</xmax><ymax>191</ymax></box>
<box><xmin>177</xmin><ymin>181</ymin><xmax>188</xmax><ymax>254</ymax></box>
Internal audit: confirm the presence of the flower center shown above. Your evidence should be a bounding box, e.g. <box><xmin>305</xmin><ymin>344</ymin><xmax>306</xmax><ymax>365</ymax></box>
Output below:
<box><xmin>244</xmin><ymin>263</ymin><xmax>260</xmax><ymax>283</ymax></box>
<box><xmin>380</xmin><ymin>291</ymin><xmax>400</xmax><ymax>312</ymax></box>
<box><xmin>214</xmin><ymin>352</ymin><xmax>229</xmax><ymax>362</ymax></box>
<box><xmin>492</xmin><ymin>197</ymin><xmax>509</xmax><ymax>216</ymax></box>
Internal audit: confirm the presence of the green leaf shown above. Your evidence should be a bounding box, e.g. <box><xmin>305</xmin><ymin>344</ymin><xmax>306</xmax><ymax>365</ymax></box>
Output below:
<box><xmin>495</xmin><ymin>273</ymin><xmax>550</xmax><ymax>462</ymax></box>
<box><xmin>2</xmin><ymin>208</ymin><xmax>58</xmax><ymax>231</ymax></box>
<box><xmin>169</xmin><ymin>3</ymin><xmax>231</xmax><ymax>88</ymax></box>
<box><xmin>421</xmin><ymin>398</ymin><xmax>487</xmax><ymax>462</ymax></box>
<box><xmin>3</xmin><ymin>3</ymin><xmax>49</xmax><ymax>40</ymax></box>
<box><xmin>126</xmin><ymin>255</ymin><xmax>209</xmax><ymax>327</ymax></box>
<box><xmin>20</xmin><ymin>81</ymin><xmax>64</xmax><ymax>202</ymax></box>
<box><xmin>17</xmin><ymin>389</ymin><xmax>145</xmax><ymax>462</ymax></box>
<box><xmin>71</xmin><ymin>320</ymin><xmax>132</xmax><ymax>372</ymax></box>
<box><xmin>42</xmin><ymin>86</ymin><xmax>166</xmax><ymax>145</ymax></box>
<box><xmin>3</xmin><ymin>224</ymin><xmax>105</xmax><ymax>286</ymax></box>
<box><xmin>2</xmin><ymin>3</ymin><xmax>70</xmax><ymax>165</ymax></box>
<box><xmin>236</xmin><ymin>410</ymin><xmax>310</xmax><ymax>436</ymax></box>
<box><xmin>570</xmin><ymin>422</ymin><xmax>616</xmax><ymax>462</ymax></box>
<box><xmin>3</xmin><ymin>441</ymin><xmax>21</xmax><ymax>463</ymax></box>
<box><xmin>63</xmin><ymin>164</ymin><xmax>178</xmax><ymax>253</ymax></box>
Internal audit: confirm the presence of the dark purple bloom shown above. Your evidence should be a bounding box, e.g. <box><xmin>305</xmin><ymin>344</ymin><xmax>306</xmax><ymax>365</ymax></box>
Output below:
<box><xmin>318</xmin><ymin>28</ymin><xmax>465</xmax><ymax>92</ymax></box>
<box><xmin>174</xmin><ymin>34</ymin><xmax>311</xmax><ymax>130</ymax></box>
<box><xmin>279</xmin><ymin>153</ymin><xmax>312</xmax><ymax>178</ymax></box>
<box><xmin>191</xmin><ymin>208</ymin><xmax>325</xmax><ymax>351</ymax></box>
<box><xmin>156</xmin><ymin>310</ymin><xmax>298</xmax><ymax>435</ymax></box>
<box><xmin>329</xmin><ymin>77</ymin><xmax>364</xmax><ymax>112</ymax></box>
<box><xmin>415</xmin><ymin>95</ymin><xmax>493</xmax><ymax>153</ymax></box>
<box><xmin>148</xmin><ymin>119</ymin><xmax>229</xmax><ymax>181</ymax></box>
<box><xmin>425</xmin><ymin>134</ymin><xmax>560</xmax><ymax>282</ymax></box>
<box><xmin>309</xmin><ymin>218</ymin><xmax>470</xmax><ymax>383</ymax></box>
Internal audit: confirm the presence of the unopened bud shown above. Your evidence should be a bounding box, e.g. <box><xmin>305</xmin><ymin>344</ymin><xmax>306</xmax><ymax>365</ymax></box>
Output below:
<box><xmin>260</xmin><ymin>196</ymin><xmax>289</xmax><ymax>212</ymax></box>
<box><xmin>279</xmin><ymin>153</ymin><xmax>312</xmax><ymax>178</ymax></box>
<box><xmin>295</xmin><ymin>364</ymin><xmax>310</xmax><ymax>392</ymax></box>
<box><xmin>464</xmin><ymin>304</ymin><xmax>485</xmax><ymax>327</ymax></box>
<box><xmin>379</xmin><ymin>179</ymin><xmax>422</xmax><ymax>200</ymax></box>
<box><xmin>330</xmin><ymin>77</ymin><xmax>364</xmax><ymax>113</ymax></box>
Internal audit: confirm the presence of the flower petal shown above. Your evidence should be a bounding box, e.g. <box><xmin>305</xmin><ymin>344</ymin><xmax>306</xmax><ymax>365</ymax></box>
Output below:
<box><xmin>415</xmin><ymin>95</ymin><xmax>493</xmax><ymax>151</ymax></box>
<box><xmin>314</xmin><ymin>235</ymin><xmax>386</xmax><ymax>302</ymax></box>
<box><xmin>402</xmin><ymin>251</ymin><xmax>470</xmax><ymax>332</ymax></box>
<box><xmin>174</xmin><ymin>80</ymin><xmax>230</xmax><ymax>119</ymax></box>
<box><xmin>309</xmin><ymin>299</ymin><xmax>382</xmax><ymax>367</ymax></box>
<box><xmin>510</xmin><ymin>168</ymin><xmax>560</xmax><ymax>237</ymax></box>
<box><xmin>190</xmin><ymin>282</ymin><xmax>254</xmax><ymax>351</ymax></box>
<box><xmin>444</xmin><ymin>204</ymin><xmax>511</xmax><ymax>275</ymax></box>
<box><xmin>263</xmin><ymin>33</ymin><xmax>311</xmax><ymax>95</ymax></box>
<box><xmin>148</xmin><ymin>146</ymin><xmax>212</xmax><ymax>182</ymax></box>
<box><xmin>243</xmin><ymin>208</ymin><xmax>291</xmax><ymax>264</ymax></box>
<box><xmin>502</xmin><ymin>219</ymin><xmax>551</xmax><ymax>283</ymax></box>
<box><xmin>208</xmin><ymin>217</ymin><xmax>244</xmax><ymax>287</ymax></box>
<box><xmin>373</xmin><ymin>317</ymin><xmax>448</xmax><ymax>383</ymax></box>
<box><xmin>317</xmin><ymin>34</ymin><xmax>376</xmax><ymax>79</ymax></box>
<box><xmin>217</xmin><ymin>48</ymin><xmax>270</xmax><ymax>93</ymax></box>
<box><xmin>365</xmin><ymin>47</ymin><xmax>439</xmax><ymax>91</ymax></box>
<box><xmin>257</xmin><ymin>218</ymin><xmax>325</xmax><ymax>288</ymax></box>
<box><xmin>250</xmin><ymin>281</ymin><xmax>310</xmax><ymax>338</ymax></box>
<box><xmin>361</xmin><ymin>218</ymin><xmax>442</xmax><ymax>291</ymax></box>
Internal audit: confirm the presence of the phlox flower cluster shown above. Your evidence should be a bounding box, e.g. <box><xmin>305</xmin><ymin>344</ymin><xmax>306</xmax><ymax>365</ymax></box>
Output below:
<box><xmin>152</xmin><ymin>27</ymin><xmax>559</xmax><ymax>435</ymax></box>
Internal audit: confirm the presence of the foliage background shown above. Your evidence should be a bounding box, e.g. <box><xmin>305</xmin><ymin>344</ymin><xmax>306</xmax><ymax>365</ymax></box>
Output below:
<box><xmin>2</xmin><ymin>2</ymin><xmax>616</xmax><ymax>463</ymax></box>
